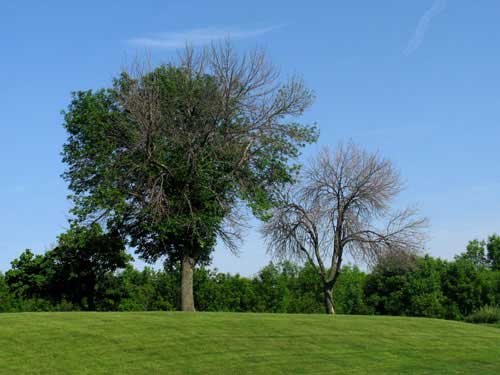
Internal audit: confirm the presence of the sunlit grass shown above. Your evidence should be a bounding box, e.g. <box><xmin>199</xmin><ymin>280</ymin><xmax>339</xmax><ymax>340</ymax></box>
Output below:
<box><xmin>1</xmin><ymin>312</ymin><xmax>499</xmax><ymax>374</ymax></box>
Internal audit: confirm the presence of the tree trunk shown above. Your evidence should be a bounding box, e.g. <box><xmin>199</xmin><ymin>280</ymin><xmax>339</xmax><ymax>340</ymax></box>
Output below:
<box><xmin>324</xmin><ymin>287</ymin><xmax>335</xmax><ymax>315</ymax></box>
<box><xmin>85</xmin><ymin>279</ymin><xmax>96</xmax><ymax>311</ymax></box>
<box><xmin>181</xmin><ymin>254</ymin><xmax>195</xmax><ymax>312</ymax></box>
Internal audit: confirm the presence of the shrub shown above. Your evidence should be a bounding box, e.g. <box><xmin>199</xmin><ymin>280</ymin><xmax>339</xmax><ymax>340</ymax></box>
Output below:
<box><xmin>465</xmin><ymin>305</ymin><xmax>500</xmax><ymax>324</ymax></box>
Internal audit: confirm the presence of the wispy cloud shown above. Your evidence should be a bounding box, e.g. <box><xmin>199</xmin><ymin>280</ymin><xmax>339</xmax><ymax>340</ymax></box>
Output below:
<box><xmin>128</xmin><ymin>25</ymin><xmax>281</xmax><ymax>49</ymax></box>
<box><xmin>404</xmin><ymin>0</ymin><xmax>447</xmax><ymax>56</ymax></box>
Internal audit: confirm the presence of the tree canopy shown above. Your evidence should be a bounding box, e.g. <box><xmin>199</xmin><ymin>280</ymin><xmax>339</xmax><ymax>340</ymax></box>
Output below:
<box><xmin>5</xmin><ymin>224</ymin><xmax>130</xmax><ymax>310</ymax></box>
<box><xmin>62</xmin><ymin>43</ymin><xmax>317</xmax><ymax>310</ymax></box>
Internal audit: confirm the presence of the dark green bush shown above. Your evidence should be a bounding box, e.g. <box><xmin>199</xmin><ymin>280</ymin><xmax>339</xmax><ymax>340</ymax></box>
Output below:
<box><xmin>465</xmin><ymin>305</ymin><xmax>500</xmax><ymax>324</ymax></box>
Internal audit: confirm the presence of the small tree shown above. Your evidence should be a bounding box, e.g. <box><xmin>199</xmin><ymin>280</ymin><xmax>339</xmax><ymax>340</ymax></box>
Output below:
<box><xmin>5</xmin><ymin>225</ymin><xmax>131</xmax><ymax>310</ymax></box>
<box><xmin>5</xmin><ymin>250</ymin><xmax>55</xmax><ymax>301</ymax></box>
<box><xmin>455</xmin><ymin>239</ymin><xmax>488</xmax><ymax>269</ymax></box>
<box><xmin>262</xmin><ymin>143</ymin><xmax>428</xmax><ymax>314</ymax></box>
<box><xmin>455</xmin><ymin>235</ymin><xmax>500</xmax><ymax>271</ymax></box>
<box><xmin>52</xmin><ymin>224</ymin><xmax>131</xmax><ymax>310</ymax></box>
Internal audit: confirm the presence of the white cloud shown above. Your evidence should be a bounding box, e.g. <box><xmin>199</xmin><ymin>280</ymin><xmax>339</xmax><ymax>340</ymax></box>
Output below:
<box><xmin>128</xmin><ymin>25</ymin><xmax>280</xmax><ymax>49</ymax></box>
<box><xmin>404</xmin><ymin>0</ymin><xmax>447</xmax><ymax>56</ymax></box>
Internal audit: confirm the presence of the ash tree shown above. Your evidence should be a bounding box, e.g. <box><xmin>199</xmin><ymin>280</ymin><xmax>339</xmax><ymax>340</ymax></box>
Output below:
<box><xmin>62</xmin><ymin>42</ymin><xmax>317</xmax><ymax>311</ymax></box>
<box><xmin>262</xmin><ymin>143</ymin><xmax>428</xmax><ymax>314</ymax></box>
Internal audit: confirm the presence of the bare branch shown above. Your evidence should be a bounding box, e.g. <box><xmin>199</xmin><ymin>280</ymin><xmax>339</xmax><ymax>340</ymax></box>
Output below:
<box><xmin>262</xmin><ymin>142</ymin><xmax>428</xmax><ymax>313</ymax></box>
<box><xmin>115</xmin><ymin>41</ymin><xmax>314</xmax><ymax>255</ymax></box>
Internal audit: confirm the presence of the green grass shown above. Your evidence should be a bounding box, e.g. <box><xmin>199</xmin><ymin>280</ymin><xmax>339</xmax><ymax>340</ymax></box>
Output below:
<box><xmin>1</xmin><ymin>312</ymin><xmax>499</xmax><ymax>374</ymax></box>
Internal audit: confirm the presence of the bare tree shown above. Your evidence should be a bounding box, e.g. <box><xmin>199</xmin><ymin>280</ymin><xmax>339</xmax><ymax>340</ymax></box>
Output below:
<box><xmin>262</xmin><ymin>143</ymin><xmax>428</xmax><ymax>314</ymax></box>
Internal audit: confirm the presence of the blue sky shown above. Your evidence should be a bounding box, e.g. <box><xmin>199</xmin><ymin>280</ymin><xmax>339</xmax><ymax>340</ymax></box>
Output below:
<box><xmin>1</xmin><ymin>0</ymin><xmax>499</xmax><ymax>275</ymax></box>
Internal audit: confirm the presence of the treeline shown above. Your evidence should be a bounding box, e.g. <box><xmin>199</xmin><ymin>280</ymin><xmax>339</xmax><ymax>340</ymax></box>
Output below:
<box><xmin>0</xmin><ymin>255</ymin><xmax>363</xmax><ymax>315</ymax></box>
<box><xmin>1</xmin><ymin>235</ymin><xmax>499</xmax><ymax>320</ymax></box>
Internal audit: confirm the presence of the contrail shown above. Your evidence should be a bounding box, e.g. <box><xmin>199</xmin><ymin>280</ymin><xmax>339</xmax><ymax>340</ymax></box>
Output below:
<box><xmin>404</xmin><ymin>0</ymin><xmax>447</xmax><ymax>56</ymax></box>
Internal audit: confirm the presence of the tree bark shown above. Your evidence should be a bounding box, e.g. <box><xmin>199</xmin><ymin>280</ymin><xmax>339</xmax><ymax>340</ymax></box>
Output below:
<box><xmin>181</xmin><ymin>254</ymin><xmax>195</xmax><ymax>312</ymax></box>
<box><xmin>324</xmin><ymin>287</ymin><xmax>335</xmax><ymax>315</ymax></box>
<box><xmin>85</xmin><ymin>278</ymin><xmax>96</xmax><ymax>311</ymax></box>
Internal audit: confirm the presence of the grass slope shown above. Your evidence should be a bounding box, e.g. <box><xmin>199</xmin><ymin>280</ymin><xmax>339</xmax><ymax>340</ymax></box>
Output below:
<box><xmin>1</xmin><ymin>312</ymin><xmax>499</xmax><ymax>374</ymax></box>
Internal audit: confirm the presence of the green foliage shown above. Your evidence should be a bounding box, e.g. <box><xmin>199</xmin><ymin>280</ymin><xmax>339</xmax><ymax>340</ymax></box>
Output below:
<box><xmin>251</xmin><ymin>263</ymin><xmax>292</xmax><ymax>313</ymax></box>
<box><xmin>455</xmin><ymin>235</ymin><xmax>500</xmax><ymax>271</ymax></box>
<box><xmin>61</xmin><ymin>65</ymin><xmax>317</xmax><ymax>269</ymax></box>
<box><xmin>4</xmin><ymin>224</ymin><xmax>131</xmax><ymax>311</ymax></box>
<box><xmin>366</xmin><ymin>255</ymin><xmax>478</xmax><ymax>319</ymax></box>
<box><xmin>364</xmin><ymin>255</ymin><xmax>415</xmax><ymax>316</ymax></box>
<box><xmin>441</xmin><ymin>258</ymin><xmax>483</xmax><ymax>318</ymax></box>
<box><xmin>1</xmin><ymin>257</ymin><xmax>367</xmax><ymax>314</ymax></box>
<box><xmin>285</xmin><ymin>262</ymin><xmax>324</xmax><ymax>314</ymax></box>
<box><xmin>0</xmin><ymin>273</ymin><xmax>15</xmax><ymax>312</ymax></box>
<box><xmin>405</xmin><ymin>257</ymin><xmax>447</xmax><ymax>318</ymax></box>
<box><xmin>465</xmin><ymin>305</ymin><xmax>500</xmax><ymax>324</ymax></box>
<box><xmin>117</xmin><ymin>266</ymin><xmax>177</xmax><ymax>311</ymax></box>
<box><xmin>4</xmin><ymin>233</ymin><xmax>500</xmax><ymax>319</ymax></box>
<box><xmin>333</xmin><ymin>265</ymin><xmax>371</xmax><ymax>314</ymax></box>
<box><xmin>455</xmin><ymin>239</ymin><xmax>488</xmax><ymax>269</ymax></box>
<box><xmin>194</xmin><ymin>268</ymin><xmax>257</xmax><ymax>312</ymax></box>
<box><xmin>5</xmin><ymin>249</ymin><xmax>55</xmax><ymax>301</ymax></box>
<box><xmin>487</xmin><ymin>235</ymin><xmax>500</xmax><ymax>271</ymax></box>
<box><xmin>52</xmin><ymin>223</ymin><xmax>131</xmax><ymax>310</ymax></box>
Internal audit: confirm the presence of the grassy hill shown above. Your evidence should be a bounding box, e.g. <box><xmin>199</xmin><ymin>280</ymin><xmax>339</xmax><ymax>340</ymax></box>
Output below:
<box><xmin>0</xmin><ymin>312</ymin><xmax>499</xmax><ymax>374</ymax></box>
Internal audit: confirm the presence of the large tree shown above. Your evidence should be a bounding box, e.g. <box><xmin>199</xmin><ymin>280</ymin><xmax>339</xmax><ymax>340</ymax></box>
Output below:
<box><xmin>262</xmin><ymin>143</ymin><xmax>428</xmax><ymax>314</ymax></box>
<box><xmin>62</xmin><ymin>43</ymin><xmax>317</xmax><ymax>311</ymax></box>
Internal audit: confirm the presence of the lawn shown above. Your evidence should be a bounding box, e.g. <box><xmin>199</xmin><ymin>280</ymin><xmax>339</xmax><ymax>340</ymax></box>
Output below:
<box><xmin>0</xmin><ymin>312</ymin><xmax>499</xmax><ymax>374</ymax></box>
